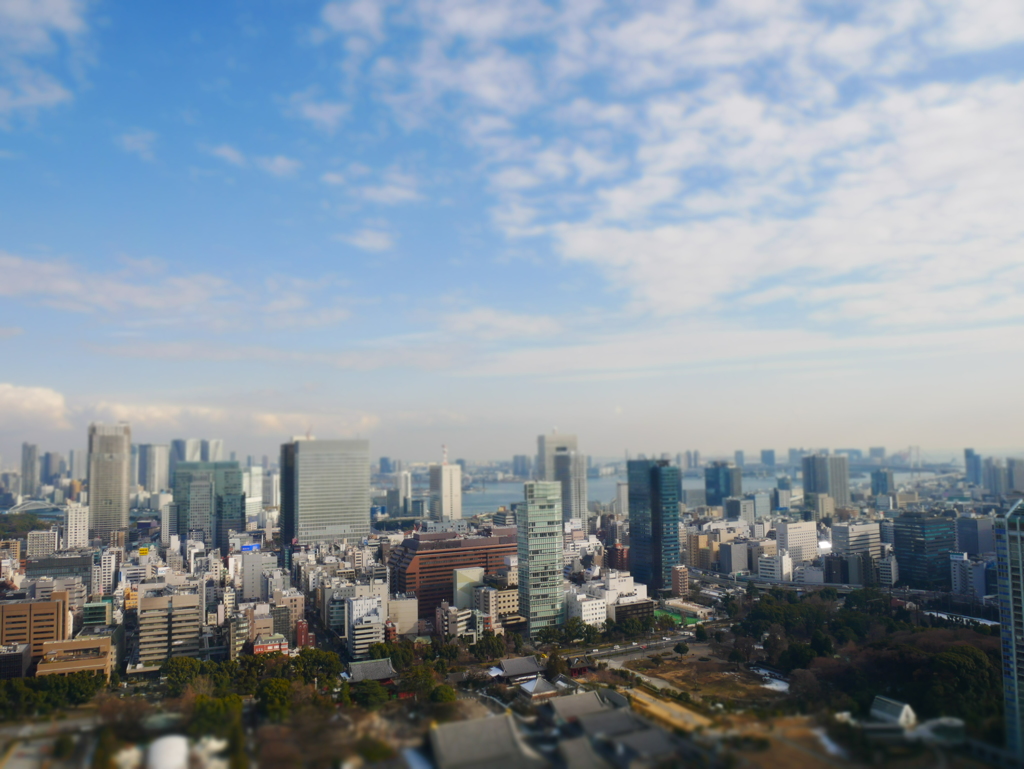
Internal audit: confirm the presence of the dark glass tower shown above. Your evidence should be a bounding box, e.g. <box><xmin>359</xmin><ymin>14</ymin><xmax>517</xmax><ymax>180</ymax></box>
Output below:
<box><xmin>704</xmin><ymin>461</ymin><xmax>741</xmax><ymax>507</ymax></box>
<box><xmin>628</xmin><ymin>459</ymin><xmax>680</xmax><ymax>593</ymax></box>
<box><xmin>892</xmin><ymin>512</ymin><xmax>955</xmax><ymax>590</ymax></box>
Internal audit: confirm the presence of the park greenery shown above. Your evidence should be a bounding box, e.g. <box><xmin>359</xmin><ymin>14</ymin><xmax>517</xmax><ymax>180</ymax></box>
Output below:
<box><xmin>720</xmin><ymin>587</ymin><xmax>1002</xmax><ymax>742</ymax></box>
<box><xmin>0</xmin><ymin>671</ymin><xmax>107</xmax><ymax>720</ymax></box>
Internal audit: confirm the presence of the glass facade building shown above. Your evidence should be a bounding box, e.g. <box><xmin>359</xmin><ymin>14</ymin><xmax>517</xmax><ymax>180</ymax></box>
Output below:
<box><xmin>518</xmin><ymin>481</ymin><xmax>564</xmax><ymax>637</ymax></box>
<box><xmin>704</xmin><ymin>461</ymin><xmax>741</xmax><ymax>507</ymax></box>
<box><xmin>996</xmin><ymin>500</ymin><xmax>1024</xmax><ymax>759</ymax></box>
<box><xmin>628</xmin><ymin>459</ymin><xmax>680</xmax><ymax>593</ymax></box>
<box><xmin>892</xmin><ymin>512</ymin><xmax>955</xmax><ymax>590</ymax></box>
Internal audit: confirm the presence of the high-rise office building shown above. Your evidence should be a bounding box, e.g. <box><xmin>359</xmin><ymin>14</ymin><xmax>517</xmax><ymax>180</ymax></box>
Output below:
<box><xmin>137</xmin><ymin>444</ymin><xmax>170</xmax><ymax>493</ymax></box>
<box><xmin>241</xmin><ymin>467</ymin><xmax>263</xmax><ymax>519</ymax></box>
<box><xmin>871</xmin><ymin>468</ymin><xmax>895</xmax><ymax>496</ymax></box>
<box><xmin>429</xmin><ymin>463</ymin><xmax>462</xmax><ymax>522</ymax></box>
<box><xmin>170</xmin><ymin>439</ymin><xmax>201</xmax><ymax>482</ymax></box>
<box><xmin>832</xmin><ymin>522</ymin><xmax>881</xmax><ymax>559</ymax></box>
<box><xmin>87</xmin><ymin>423</ymin><xmax>131</xmax><ymax>539</ymax></box>
<box><xmin>535</xmin><ymin>432</ymin><xmax>577</xmax><ymax>481</ymax></box>
<box><xmin>262</xmin><ymin>470</ymin><xmax>280</xmax><ymax>508</ymax></box>
<box><xmin>776</xmin><ymin>521</ymin><xmax>818</xmax><ymax>564</ymax></box>
<box><xmin>64</xmin><ymin>503</ymin><xmax>89</xmax><ymax>550</ymax></box>
<box><xmin>704</xmin><ymin>462</ymin><xmax>741</xmax><ymax>507</ymax></box>
<box><xmin>553</xmin><ymin>449</ymin><xmax>588</xmax><ymax>522</ymax></box>
<box><xmin>512</xmin><ymin>455</ymin><xmax>532</xmax><ymax>478</ymax></box>
<box><xmin>20</xmin><ymin>443</ymin><xmax>39</xmax><ymax>499</ymax></box>
<box><xmin>1009</xmin><ymin>459</ymin><xmax>1024</xmax><ymax>494</ymax></box>
<box><xmin>40</xmin><ymin>452</ymin><xmax>64</xmax><ymax>485</ymax></box>
<box><xmin>734</xmin><ymin>450</ymin><xmax>745</xmax><ymax>468</ymax></box>
<box><xmin>984</xmin><ymin>458</ymin><xmax>1009</xmax><ymax>496</ymax></box>
<box><xmin>280</xmin><ymin>438</ymin><xmax>370</xmax><ymax>545</ymax></box>
<box><xmin>965</xmin><ymin>448</ymin><xmax>983</xmax><ymax>487</ymax></box>
<box><xmin>172</xmin><ymin>462</ymin><xmax>244</xmax><ymax>550</ymax></box>
<box><xmin>379</xmin><ymin>457</ymin><xmax>393</xmax><ymax>475</ymax></box>
<box><xmin>892</xmin><ymin>513</ymin><xmax>955</xmax><ymax>590</ymax></box>
<box><xmin>996</xmin><ymin>501</ymin><xmax>1024</xmax><ymax>759</ymax></box>
<box><xmin>628</xmin><ymin>460</ymin><xmax>680</xmax><ymax>594</ymax></box>
<box><xmin>802</xmin><ymin>453</ymin><xmax>850</xmax><ymax>508</ymax></box>
<box><xmin>956</xmin><ymin>515</ymin><xmax>995</xmax><ymax>556</ymax></box>
<box><xmin>201</xmin><ymin>439</ymin><xmax>225</xmax><ymax>463</ymax></box>
<box><xmin>518</xmin><ymin>481</ymin><xmax>564</xmax><ymax>637</ymax></box>
<box><xmin>760</xmin><ymin>449</ymin><xmax>776</xmax><ymax>467</ymax></box>
<box><xmin>386</xmin><ymin>470</ymin><xmax>412</xmax><ymax>517</ymax></box>
<box><xmin>137</xmin><ymin>593</ymin><xmax>201</xmax><ymax>667</ymax></box>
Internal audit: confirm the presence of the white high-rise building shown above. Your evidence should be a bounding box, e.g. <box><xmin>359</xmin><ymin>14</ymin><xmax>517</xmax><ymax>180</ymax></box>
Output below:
<box><xmin>553</xmin><ymin>449</ymin><xmax>588</xmax><ymax>522</ymax></box>
<box><xmin>758</xmin><ymin>551</ymin><xmax>793</xmax><ymax>582</ymax></box>
<box><xmin>201</xmin><ymin>439</ymin><xmax>225</xmax><ymax>462</ymax></box>
<box><xmin>262</xmin><ymin>470</ymin><xmax>280</xmax><ymax>508</ymax></box>
<box><xmin>536</xmin><ymin>432</ymin><xmax>578</xmax><ymax>481</ymax></box>
<box><xmin>64</xmin><ymin>503</ymin><xmax>89</xmax><ymax>549</ymax></box>
<box><xmin>27</xmin><ymin>528</ymin><xmax>58</xmax><ymax>558</ymax></box>
<box><xmin>429</xmin><ymin>463</ymin><xmax>462</xmax><ymax>522</ymax></box>
<box><xmin>280</xmin><ymin>438</ymin><xmax>371</xmax><ymax>544</ymax></box>
<box><xmin>615</xmin><ymin>482</ymin><xmax>629</xmax><ymax>516</ymax></box>
<box><xmin>138</xmin><ymin>444</ymin><xmax>170</xmax><ymax>492</ymax></box>
<box><xmin>88</xmin><ymin>423</ymin><xmax>132</xmax><ymax>540</ymax></box>
<box><xmin>776</xmin><ymin>521</ymin><xmax>818</xmax><ymax>564</ymax></box>
<box><xmin>169</xmin><ymin>439</ymin><xmax>201</xmax><ymax>483</ymax></box>
<box><xmin>242</xmin><ymin>466</ymin><xmax>263</xmax><ymax>518</ymax></box>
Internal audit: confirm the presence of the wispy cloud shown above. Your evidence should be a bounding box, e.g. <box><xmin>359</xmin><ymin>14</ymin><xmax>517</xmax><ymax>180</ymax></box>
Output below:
<box><xmin>339</xmin><ymin>228</ymin><xmax>394</xmax><ymax>251</ymax></box>
<box><xmin>255</xmin><ymin>155</ymin><xmax>303</xmax><ymax>177</ymax></box>
<box><xmin>116</xmin><ymin>129</ymin><xmax>157</xmax><ymax>161</ymax></box>
<box><xmin>206</xmin><ymin>143</ymin><xmax>247</xmax><ymax>166</ymax></box>
<box><xmin>288</xmin><ymin>89</ymin><xmax>350</xmax><ymax>132</ymax></box>
<box><xmin>442</xmin><ymin>308</ymin><xmax>561</xmax><ymax>340</ymax></box>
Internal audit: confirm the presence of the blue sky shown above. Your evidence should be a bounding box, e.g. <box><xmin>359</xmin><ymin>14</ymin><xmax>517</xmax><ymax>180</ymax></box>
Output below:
<box><xmin>2</xmin><ymin>0</ymin><xmax>1024</xmax><ymax>463</ymax></box>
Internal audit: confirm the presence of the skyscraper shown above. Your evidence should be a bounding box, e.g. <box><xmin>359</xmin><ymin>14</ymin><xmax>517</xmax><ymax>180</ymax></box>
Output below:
<box><xmin>87</xmin><ymin>423</ymin><xmax>131</xmax><ymax>540</ymax></box>
<box><xmin>535</xmin><ymin>432</ymin><xmax>577</xmax><ymax>481</ymax></box>
<box><xmin>984</xmin><ymin>457</ymin><xmax>1009</xmax><ymax>496</ymax></box>
<box><xmin>870</xmin><ymin>468</ymin><xmax>895</xmax><ymax>495</ymax></box>
<box><xmin>802</xmin><ymin>453</ymin><xmax>850</xmax><ymax>508</ymax></box>
<box><xmin>64</xmin><ymin>502</ymin><xmax>89</xmax><ymax>549</ymax></box>
<box><xmin>172</xmin><ymin>462</ymin><xmax>245</xmax><ymax>549</ymax></box>
<box><xmin>995</xmin><ymin>500</ymin><xmax>1024</xmax><ymax>759</ymax></box>
<box><xmin>20</xmin><ymin>443</ymin><xmax>38</xmax><ymax>499</ymax></box>
<box><xmin>957</xmin><ymin>515</ymin><xmax>994</xmax><ymax>556</ymax></box>
<box><xmin>201</xmin><ymin>439</ymin><xmax>225</xmax><ymax>463</ymax></box>
<box><xmin>512</xmin><ymin>455</ymin><xmax>532</xmax><ymax>478</ymax></box>
<box><xmin>429</xmin><ymin>463</ymin><xmax>462</xmax><ymax>522</ymax></box>
<box><xmin>628</xmin><ymin>459</ymin><xmax>680</xmax><ymax>594</ymax></box>
<box><xmin>734</xmin><ymin>450</ymin><xmax>745</xmax><ymax>468</ymax></box>
<box><xmin>553</xmin><ymin>448</ymin><xmax>588</xmax><ymax>522</ymax></box>
<box><xmin>280</xmin><ymin>438</ymin><xmax>370</xmax><ymax>545</ymax></box>
<box><xmin>760</xmin><ymin>449</ymin><xmax>776</xmax><ymax>467</ymax></box>
<box><xmin>137</xmin><ymin>444</ymin><xmax>170</xmax><ymax>493</ymax></box>
<box><xmin>518</xmin><ymin>481</ymin><xmax>564</xmax><ymax>637</ymax></box>
<box><xmin>892</xmin><ymin>512</ymin><xmax>955</xmax><ymax>590</ymax></box>
<box><xmin>170</xmin><ymin>439</ymin><xmax>201</xmax><ymax>482</ymax></box>
<box><xmin>965</xmin><ymin>448</ymin><xmax>983</xmax><ymax>486</ymax></box>
<box><xmin>704</xmin><ymin>462</ymin><xmax>741</xmax><ymax>507</ymax></box>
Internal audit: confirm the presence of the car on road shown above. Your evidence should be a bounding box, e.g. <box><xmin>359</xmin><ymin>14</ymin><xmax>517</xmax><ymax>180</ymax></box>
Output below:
<box><xmin>631</xmin><ymin>642</ymin><xmax>637</xmax><ymax>646</ymax></box>
<box><xmin>613</xmin><ymin>645</ymin><xmax>621</xmax><ymax>650</ymax></box>
<box><xmin>591</xmin><ymin>649</ymin><xmax>599</xmax><ymax>653</ymax></box>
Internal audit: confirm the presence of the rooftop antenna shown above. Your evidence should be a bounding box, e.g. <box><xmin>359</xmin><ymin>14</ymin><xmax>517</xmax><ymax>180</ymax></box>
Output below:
<box><xmin>442</xmin><ymin>444</ymin><xmax>448</xmax><ymax>465</ymax></box>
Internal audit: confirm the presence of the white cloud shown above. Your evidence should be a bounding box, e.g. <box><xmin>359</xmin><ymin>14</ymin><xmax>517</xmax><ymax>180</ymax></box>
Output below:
<box><xmin>321</xmin><ymin>0</ymin><xmax>388</xmax><ymax>40</ymax></box>
<box><xmin>207</xmin><ymin>143</ymin><xmax>246</xmax><ymax>166</ymax></box>
<box><xmin>359</xmin><ymin>170</ymin><xmax>421</xmax><ymax>204</ymax></box>
<box><xmin>443</xmin><ymin>308</ymin><xmax>561</xmax><ymax>340</ymax></box>
<box><xmin>255</xmin><ymin>155</ymin><xmax>303</xmax><ymax>177</ymax></box>
<box><xmin>0</xmin><ymin>326</ymin><xmax>22</xmax><ymax>338</ymax></box>
<box><xmin>288</xmin><ymin>90</ymin><xmax>350</xmax><ymax>132</ymax></box>
<box><xmin>0</xmin><ymin>382</ymin><xmax>69</xmax><ymax>430</ymax></box>
<box><xmin>116</xmin><ymin>129</ymin><xmax>157</xmax><ymax>161</ymax></box>
<box><xmin>340</xmin><ymin>229</ymin><xmax>394</xmax><ymax>251</ymax></box>
<box><xmin>321</xmin><ymin>171</ymin><xmax>345</xmax><ymax>185</ymax></box>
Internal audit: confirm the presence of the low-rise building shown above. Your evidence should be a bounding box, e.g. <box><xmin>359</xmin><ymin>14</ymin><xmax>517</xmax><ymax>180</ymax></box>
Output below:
<box><xmin>36</xmin><ymin>635</ymin><xmax>114</xmax><ymax>679</ymax></box>
<box><xmin>253</xmin><ymin>633</ymin><xmax>289</xmax><ymax>655</ymax></box>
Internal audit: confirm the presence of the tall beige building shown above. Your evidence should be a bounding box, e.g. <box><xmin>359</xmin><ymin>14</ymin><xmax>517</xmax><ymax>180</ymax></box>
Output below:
<box><xmin>536</xmin><ymin>431</ymin><xmax>577</xmax><ymax>481</ymax></box>
<box><xmin>429</xmin><ymin>463</ymin><xmax>462</xmax><ymax>521</ymax></box>
<box><xmin>88</xmin><ymin>423</ymin><xmax>132</xmax><ymax>539</ymax></box>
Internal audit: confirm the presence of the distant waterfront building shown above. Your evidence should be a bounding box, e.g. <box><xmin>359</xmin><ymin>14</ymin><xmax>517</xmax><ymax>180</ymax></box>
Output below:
<box><xmin>512</xmin><ymin>455</ymin><xmax>532</xmax><ymax>478</ymax></box>
<box><xmin>201</xmin><ymin>439</ymin><xmax>225</xmax><ymax>463</ymax></box>
<box><xmin>892</xmin><ymin>513</ymin><xmax>955</xmax><ymax>590</ymax></box>
<box><xmin>429</xmin><ymin>463</ymin><xmax>462</xmax><ymax>522</ymax></box>
<box><xmin>88</xmin><ymin>423</ymin><xmax>131</xmax><ymax>540</ymax></box>
<box><xmin>536</xmin><ymin>432</ymin><xmax>577</xmax><ymax>481</ymax></box>
<box><xmin>760</xmin><ymin>449</ymin><xmax>775</xmax><ymax>467</ymax></box>
<box><xmin>871</xmin><ymin>469</ymin><xmax>895</xmax><ymax>496</ymax></box>
<box><xmin>280</xmin><ymin>438</ymin><xmax>370</xmax><ymax>545</ymax></box>
<box><xmin>553</xmin><ymin>448</ymin><xmax>587</xmax><ymax>522</ymax></box>
<box><xmin>137</xmin><ymin>444</ymin><xmax>169</xmax><ymax>493</ymax></box>
<box><xmin>20</xmin><ymin>443</ymin><xmax>39</xmax><ymax>499</ymax></box>
<box><xmin>704</xmin><ymin>462</ymin><xmax>742</xmax><ymax>507</ymax></box>
<box><xmin>984</xmin><ymin>457</ymin><xmax>1009</xmax><ymax>496</ymax></box>
<box><xmin>518</xmin><ymin>481</ymin><xmax>564</xmax><ymax>637</ymax></box>
<box><xmin>379</xmin><ymin>457</ymin><xmax>393</xmax><ymax>475</ymax></box>
<box><xmin>802</xmin><ymin>454</ymin><xmax>851</xmax><ymax>509</ymax></box>
<box><xmin>995</xmin><ymin>501</ymin><xmax>1024</xmax><ymax>759</ymax></box>
<box><xmin>965</xmin><ymin>448</ymin><xmax>983</xmax><ymax>487</ymax></box>
<box><xmin>628</xmin><ymin>460</ymin><xmax>680</xmax><ymax>594</ymax></box>
<box><xmin>734</xmin><ymin>450</ymin><xmax>745</xmax><ymax>468</ymax></box>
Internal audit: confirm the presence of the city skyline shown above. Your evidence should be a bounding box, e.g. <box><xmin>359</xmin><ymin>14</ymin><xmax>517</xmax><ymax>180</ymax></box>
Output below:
<box><xmin>3</xmin><ymin>1</ymin><xmax>1024</xmax><ymax>460</ymax></box>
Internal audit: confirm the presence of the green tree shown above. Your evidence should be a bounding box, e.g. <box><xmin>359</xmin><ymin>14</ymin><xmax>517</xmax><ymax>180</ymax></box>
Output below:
<box><xmin>351</xmin><ymin>680</ymin><xmax>389</xmax><ymax>710</ymax></box>
<box><xmin>189</xmin><ymin>694</ymin><xmax>243</xmax><ymax>738</ymax></box>
<box><xmin>400</xmin><ymin>665</ymin><xmax>437</xmax><ymax>698</ymax></box>
<box><xmin>429</xmin><ymin>684</ymin><xmax>457</xmax><ymax>703</ymax></box>
<box><xmin>256</xmin><ymin>678</ymin><xmax>292</xmax><ymax>722</ymax></box>
<box><xmin>162</xmin><ymin>657</ymin><xmax>201</xmax><ymax>697</ymax></box>
<box><xmin>674</xmin><ymin>642</ymin><xmax>689</xmax><ymax>656</ymax></box>
<box><xmin>694</xmin><ymin>624</ymin><xmax>708</xmax><ymax>642</ymax></box>
<box><xmin>291</xmin><ymin>647</ymin><xmax>342</xmax><ymax>686</ymax></box>
<box><xmin>545</xmin><ymin>651</ymin><xmax>569</xmax><ymax>679</ymax></box>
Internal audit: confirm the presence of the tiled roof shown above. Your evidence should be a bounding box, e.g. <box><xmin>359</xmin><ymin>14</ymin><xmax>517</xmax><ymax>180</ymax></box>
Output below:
<box><xmin>499</xmin><ymin>656</ymin><xmax>543</xmax><ymax>677</ymax></box>
<box><xmin>348</xmin><ymin>657</ymin><xmax>397</xmax><ymax>682</ymax></box>
<box><xmin>430</xmin><ymin>712</ymin><xmax>546</xmax><ymax>769</ymax></box>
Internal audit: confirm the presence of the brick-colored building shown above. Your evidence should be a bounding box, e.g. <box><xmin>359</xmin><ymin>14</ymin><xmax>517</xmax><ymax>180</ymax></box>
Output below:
<box><xmin>388</xmin><ymin>532</ymin><xmax>516</xmax><ymax>619</ymax></box>
<box><xmin>36</xmin><ymin>635</ymin><xmax>114</xmax><ymax>679</ymax></box>
<box><xmin>0</xmin><ymin>595</ymin><xmax>68</xmax><ymax>657</ymax></box>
